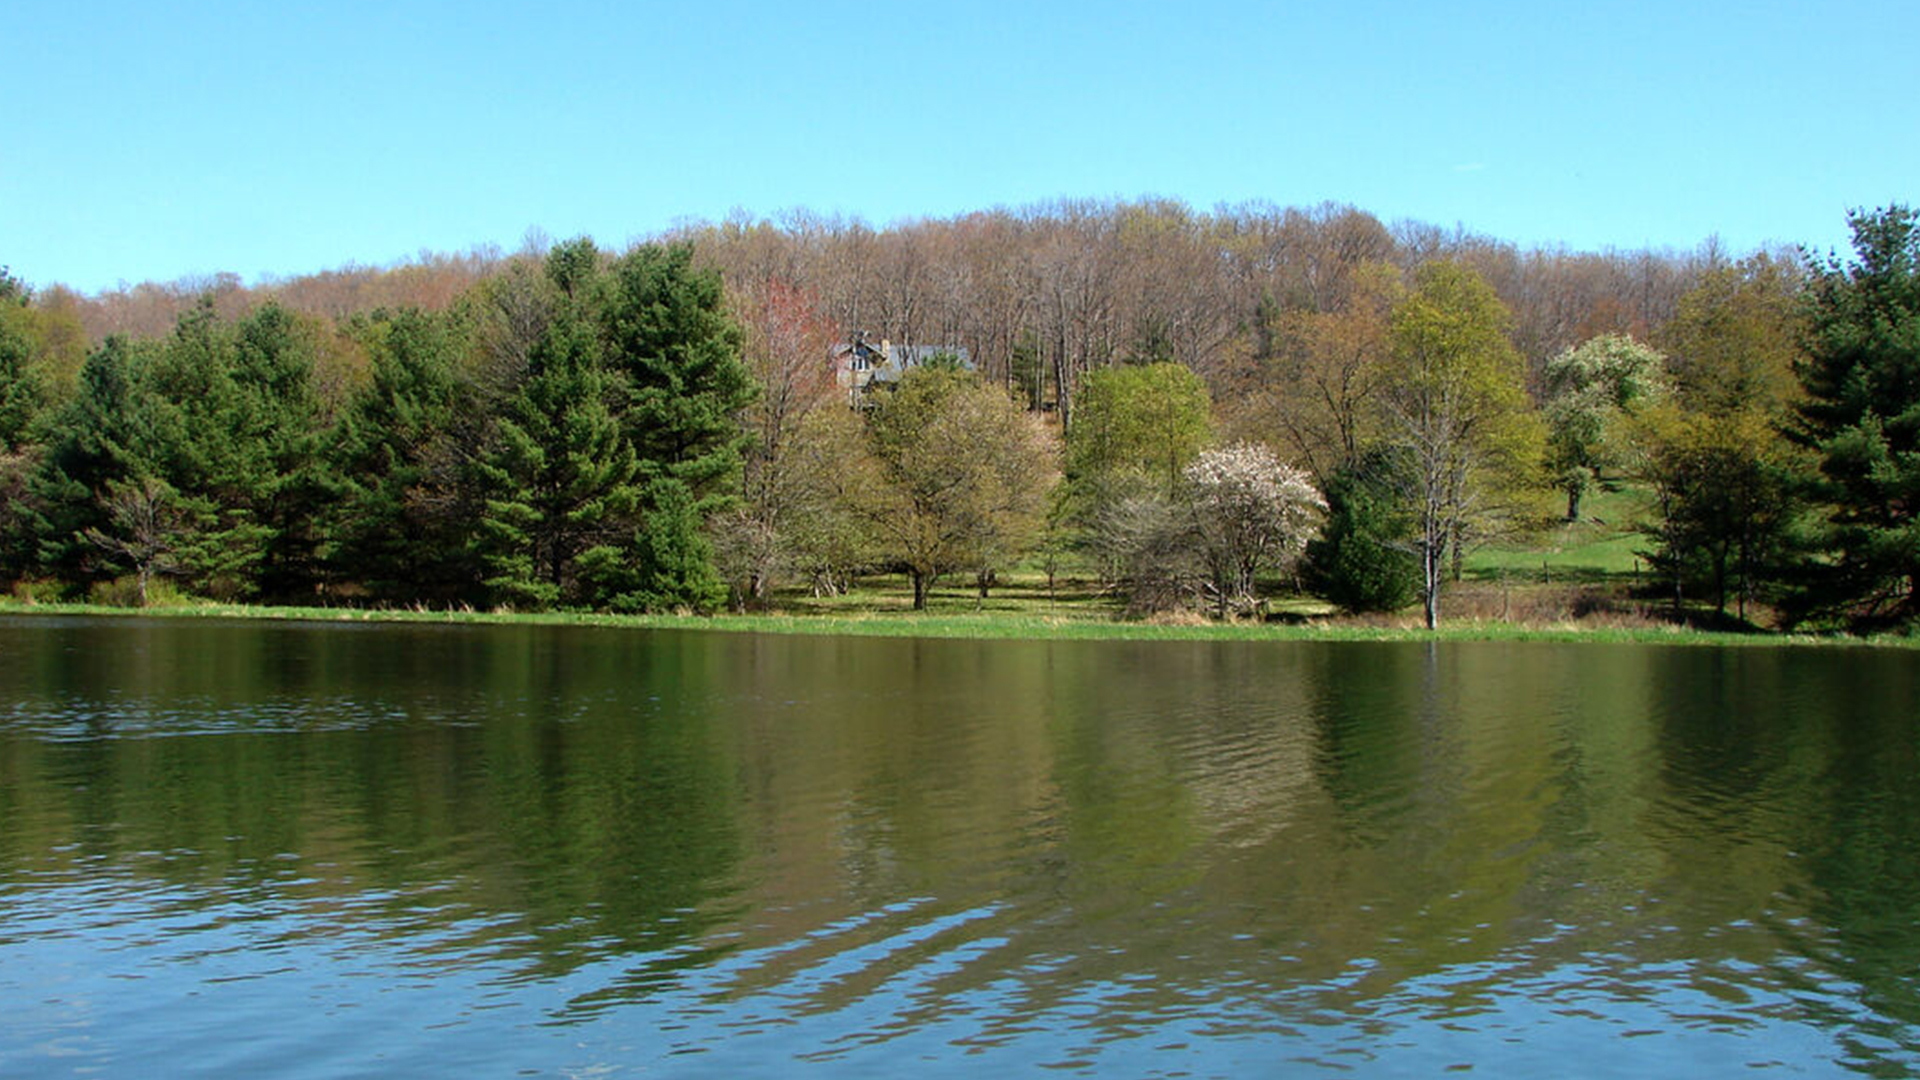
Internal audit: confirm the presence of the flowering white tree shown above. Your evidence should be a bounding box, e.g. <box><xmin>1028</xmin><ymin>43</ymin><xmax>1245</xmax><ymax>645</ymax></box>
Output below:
<box><xmin>1184</xmin><ymin>443</ymin><xmax>1326</xmax><ymax>617</ymax></box>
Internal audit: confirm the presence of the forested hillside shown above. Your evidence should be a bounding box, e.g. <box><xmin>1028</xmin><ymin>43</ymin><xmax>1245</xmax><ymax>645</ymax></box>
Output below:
<box><xmin>2</xmin><ymin>199</ymin><xmax>1914</xmax><ymax>630</ymax></box>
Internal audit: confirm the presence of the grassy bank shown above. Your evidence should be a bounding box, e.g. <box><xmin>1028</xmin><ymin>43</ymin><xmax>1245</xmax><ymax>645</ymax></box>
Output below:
<box><xmin>7</xmin><ymin>484</ymin><xmax>1912</xmax><ymax>648</ymax></box>
<box><xmin>2</xmin><ymin>594</ymin><xmax>1911</xmax><ymax>649</ymax></box>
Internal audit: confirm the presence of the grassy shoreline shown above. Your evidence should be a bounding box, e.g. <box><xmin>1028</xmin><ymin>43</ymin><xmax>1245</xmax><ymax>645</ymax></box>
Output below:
<box><xmin>1</xmin><ymin>598</ymin><xmax>1911</xmax><ymax>649</ymax></box>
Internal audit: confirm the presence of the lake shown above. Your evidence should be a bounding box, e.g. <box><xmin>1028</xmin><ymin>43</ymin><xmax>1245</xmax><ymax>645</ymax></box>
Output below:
<box><xmin>1</xmin><ymin>616</ymin><xmax>1916</xmax><ymax>1077</ymax></box>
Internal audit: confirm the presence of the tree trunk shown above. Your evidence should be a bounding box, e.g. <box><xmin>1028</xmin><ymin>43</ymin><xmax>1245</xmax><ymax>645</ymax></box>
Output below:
<box><xmin>1567</xmin><ymin>484</ymin><xmax>1582</xmax><ymax>521</ymax></box>
<box><xmin>911</xmin><ymin>569</ymin><xmax>927</xmax><ymax>611</ymax></box>
<box><xmin>1423</xmin><ymin>541</ymin><xmax>1441</xmax><ymax>630</ymax></box>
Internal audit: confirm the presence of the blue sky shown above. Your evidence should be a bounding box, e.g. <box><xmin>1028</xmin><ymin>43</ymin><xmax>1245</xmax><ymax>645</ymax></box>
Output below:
<box><xmin>5</xmin><ymin>1</ymin><xmax>1914</xmax><ymax>293</ymax></box>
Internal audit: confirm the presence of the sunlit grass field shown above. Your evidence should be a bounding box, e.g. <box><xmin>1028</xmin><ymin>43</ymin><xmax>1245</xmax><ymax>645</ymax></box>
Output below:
<box><xmin>1464</xmin><ymin>483</ymin><xmax>1654</xmax><ymax>584</ymax></box>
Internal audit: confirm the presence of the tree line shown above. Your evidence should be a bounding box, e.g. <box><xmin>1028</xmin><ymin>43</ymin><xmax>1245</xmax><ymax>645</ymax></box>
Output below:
<box><xmin>0</xmin><ymin>200</ymin><xmax>1916</xmax><ymax>630</ymax></box>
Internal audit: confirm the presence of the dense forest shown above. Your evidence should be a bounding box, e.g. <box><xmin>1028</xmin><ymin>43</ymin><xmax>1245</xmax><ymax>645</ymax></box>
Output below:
<box><xmin>1</xmin><ymin>198</ymin><xmax>1915</xmax><ymax>630</ymax></box>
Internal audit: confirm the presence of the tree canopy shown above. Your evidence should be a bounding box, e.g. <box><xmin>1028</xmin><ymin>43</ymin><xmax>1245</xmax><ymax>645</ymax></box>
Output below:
<box><xmin>1791</xmin><ymin>205</ymin><xmax>1920</xmax><ymax>626</ymax></box>
<box><xmin>1378</xmin><ymin>260</ymin><xmax>1544</xmax><ymax>629</ymax></box>
<box><xmin>864</xmin><ymin>367</ymin><xmax>1057</xmax><ymax>609</ymax></box>
<box><xmin>1542</xmin><ymin>333</ymin><xmax>1667</xmax><ymax>520</ymax></box>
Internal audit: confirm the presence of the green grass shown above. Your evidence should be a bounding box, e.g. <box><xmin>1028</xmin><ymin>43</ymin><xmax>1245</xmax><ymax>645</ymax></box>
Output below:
<box><xmin>1466</xmin><ymin>483</ymin><xmax>1655</xmax><ymax>584</ymax></box>
<box><xmin>3</xmin><ymin>595</ymin><xmax>1912</xmax><ymax>649</ymax></box>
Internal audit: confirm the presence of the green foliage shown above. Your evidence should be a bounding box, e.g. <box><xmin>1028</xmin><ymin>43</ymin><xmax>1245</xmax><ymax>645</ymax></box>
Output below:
<box><xmin>24</xmin><ymin>336</ymin><xmax>158</xmax><ymax>583</ymax></box>
<box><xmin>0</xmin><ymin>288</ymin><xmax>46</xmax><ymax>452</ymax></box>
<box><xmin>865</xmin><ymin>366</ymin><xmax>1057</xmax><ymax>609</ymax></box>
<box><xmin>1542</xmin><ymin>334</ymin><xmax>1667</xmax><ymax>520</ymax></box>
<box><xmin>1789</xmin><ymin>205</ymin><xmax>1920</xmax><ymax>626</ymax></box>
<box><xmin>1380</xmin><ymin>260</ymin><xmax>1545</xmax><ymax>628</ymax></box>
<box><xmin>1067</xmin><ymin>361</ymin><xmax>1213</xmax><ymax>493</ymax></box>
<box><xmin>477</xmin><ymin>307</ymin><xmax>639</xmax><ymax>609</ymax></box>
<box><xmin>9</xmin><ymin>246</ymin><xmax>751</xmax><ymax>613</ymax></box>
<box><xmin>1634</xmin><ymin>406</ymin><xmax>1800</xmax><ymax>620</ymax></box>
<box><xmin>330</xmin><ymin>308</ymin><xmax>478</xmax><ymax>601</ymax></box>
<box><xmin>1009</xmin><ymin>332</ymin><xmax>1046</xmax><ymax>410</ymax></box>
<box><xmin>544</xmin><ymin>236</ymin><xmax>602</xmax><ymax>300</ymax></box>
<box><xmin>578</xmin><ymin>478</ymin><xmax>728</xmax><ymax>613</ymax></box>
<box><xmin>597</xmin><ymin>242</ymin><xmax>756</xmax><ymax>503</ymax></box>
<box><xmin>777</xmin><ymin>403</ymin><xmax>884</xmax><ymax>597</ymax></box>
<box><xmin>227</xmin><ymin>302</ymin><xmax>331</xmax><ymax>600</ymax></box>
<box><xmin>130</xmin><ymin>301</ymin><xmax>282</xmax><ymax>598</ymax></box>
<box><xmin>1661</xmin><ymin>254</ymin><xmax>1803</xmax><ymax>416</ymax></box>
<box><xmin>1305</xmin><ymin>450</ymin><xmax>1420</xmax><ymax>613</ymax></box>
<box><xmin>1632</xmin><ymin>256</ymin><xmax>1808</xmax><ymax>624</ymax></box>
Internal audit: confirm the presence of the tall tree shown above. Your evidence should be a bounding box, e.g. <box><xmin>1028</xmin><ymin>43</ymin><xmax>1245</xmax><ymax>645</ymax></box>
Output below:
<box><xmin>24</xmin><ymin>337</ymin><xmax>162</xmax><ymax>585</ymax></box>
<box><xmin>597</xmin><ymin>242</ymin><xmax>756</xmax><ymax>502</ymax></box>
<box><xmin>1378</xmin><ymin>261</ymin><xmax>1544</xmax><ymax>629</ymax></box>
<box><xmin>710</xmin><ymin>279</ymin><xmax>840</xmax><ymax>605</ymax></box>
<box><xmin>865</xmin><ymin>367</ymin><xmax>1057</xmax><ymax>609</ymax></box>
<box><xmin>1790</xmin><ymin>205</ymin><xmax>1920</xmax><ymax>626</ymax></box>
<box><xmin>1541</xmin><ymin>333</ymin><xmax>1667</xmax><ymax>520</ymax></box>
<box><xmin>330</xmin><ymin>307</ymin><xmax>478</xmax><ymax>601</ymax></box>
<box><xmin>1066</xmin><ymin>361</ymin><xmax>1214</xmax><ymax>494</ymax></box>
<box><xmin>227</xmin><ymin>302</ymin><xmax>331</xmax><ymax>600</ymax></box>
<box><xmin>476</xmin><ymin>297</ymin><xmax>640</xmax><ymax>609</ymax></box>
<box><xmin>0</xmin><ymin>270</ymin><xmax>46</xmax><ymax>453</ymax></box>
<box><xmin>1634</xmin><ymin>255</ymin><xmax>1807</xmax><ymax>622</ymax></box>
<box><xmin>1632</xmin><ymin>403</ymin><xmax>1798</xmax><ymax>622</ymax></box>
<box><xmin>135</xmin><ymin>299</ymin><xmax>277</xmax><ymax>597</ymax></box>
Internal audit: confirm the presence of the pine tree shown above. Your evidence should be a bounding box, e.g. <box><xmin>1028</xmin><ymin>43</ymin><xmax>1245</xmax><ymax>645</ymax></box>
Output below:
<box><xmin>1790</xmin><ymin>206</ymin><xmax>1920</xmax><ymax>626</ymax></box>
<box><xmin>25</xmin><ymin>337</ymin><xmax>160</xmax><ymax>585</ymax></box>
<box><xmin>228</xmin><ymin>303</ymin><xmax>330</xmax><ymax>600</ymax></box>
<box><xmin>331</xmin><ymin>308</ymin><xmax>479</xmax><ymax>602</ymax></box>
<box><xmin>0</xmin><ymin>276</ymin><xmax>45</xmax><ymax>453</ymax></box>
<box><xmin>597</xmin><ymin>243</ymin><xmax>756</xmax><ymax>502</ymax></box>
<box><xmin>136</xmin><ymin>299</ymin><xmax>278</xmax><ymax>598</ymax></box>
<box><xmin>476</xmin><ymin>304</ymin><xmax>639</xmax><ymax>608</ymax></box>
<box><xmin>0</xmin><ymin>277</ymin><xmax>46</xmax><ymax>581</ymax></box>
<box><xmin>576</xmin><ymin>477</ymin><xmax>727</xmax><ymax>613</ymax></box>
<box><xmin>1305</xmin><ymin>449</ymin><xmax>1420</xmax><ymax>614</ymax></box>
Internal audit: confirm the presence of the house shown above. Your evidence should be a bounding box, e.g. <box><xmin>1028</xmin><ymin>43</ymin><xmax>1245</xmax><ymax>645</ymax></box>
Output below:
<box><xmin>831</xmin><ymin>333</ymin><xmax>973</xmax><ymax>404</ymax></box>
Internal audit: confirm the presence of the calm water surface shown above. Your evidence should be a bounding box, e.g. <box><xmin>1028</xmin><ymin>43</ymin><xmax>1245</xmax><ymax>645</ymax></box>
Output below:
<box><xmin>1</xmin><ymin>617</ymin><xmax>1917</xmax><ymax>1077</ymax></box>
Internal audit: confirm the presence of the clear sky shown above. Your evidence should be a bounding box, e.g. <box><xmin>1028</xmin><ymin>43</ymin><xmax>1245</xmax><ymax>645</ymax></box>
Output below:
<box><xmin>5</xmin><ymin>1</ymin><xmax>1914</xmax><ymax>294</ymax></box>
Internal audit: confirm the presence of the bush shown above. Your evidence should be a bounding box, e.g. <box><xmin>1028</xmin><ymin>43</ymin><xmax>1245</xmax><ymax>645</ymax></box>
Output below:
<box><xmin>86</xmin><ymin>574</ymin><xmax>190</xmax><ymax>608</ymax></box>
<box><xmin>1305</xmin><ymin>454</ymin><xmax>1419</xmax><ymax>614</ymax></box>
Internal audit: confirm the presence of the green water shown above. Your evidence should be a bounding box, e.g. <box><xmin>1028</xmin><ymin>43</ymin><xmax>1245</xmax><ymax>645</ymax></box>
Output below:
<box><xmin>1</xmin><ymin>617</ymin><xmax>1916</xmax><ymax>1076</ymax></box>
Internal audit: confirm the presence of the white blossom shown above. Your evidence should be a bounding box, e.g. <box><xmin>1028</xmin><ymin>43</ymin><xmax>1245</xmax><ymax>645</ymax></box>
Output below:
<box><xmin>1182</xmin><ymin>443</ymin><xmax>1326</xmax><ymax>615</ymax></box>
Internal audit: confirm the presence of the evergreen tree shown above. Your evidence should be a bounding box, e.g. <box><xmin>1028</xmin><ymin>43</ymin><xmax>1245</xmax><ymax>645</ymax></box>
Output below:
<box><xmin>25</xmin><ymin>337</ymin><xmax>160</xmax><ymax>585</ymax></box>
<box><xmin>597</xmin><ymin>243</ymin><xmax>756</xmax><ymax>502</ymax></box>
<box><xmin>1790</xmin><ymin>205</ymin><xmax>1920</xmax><ymax>626</ymax></box>
<box><xmin>228</xmin><ymin>302</ymin><xmax>330</xmax><ymax>600</ymax></box>
<box><xmin>576</xmin><ymin>477</ymin><xmax>728</xmax><ymax>613</ymax></box>
<box><xmin>0</xmin><ymin>277</ymin><xmax>45</xmax><ymax>581</ymax></box>
<box><xmin>476</xmin><ymin>303</ymin><xmax>639</xmax><ymax>608</ymax></box>
<box><xmin>0</xmin><ymin>275</ymin><xmax>45</xmax><ymax>453</ymax></box>
<box><xmin>1305</xmin><ymin>449</ymin><xmax>1420</xmax><ymax>614</ymax></box>
<box><xmin>331</xmin><ymin>308</ymin><xmax>479</xmax><ymax>602</ymax></box>
<box><xmin>136</xmin><ymin>299</ymin><xmax>280</xmax><ymax>598</ymax></box>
